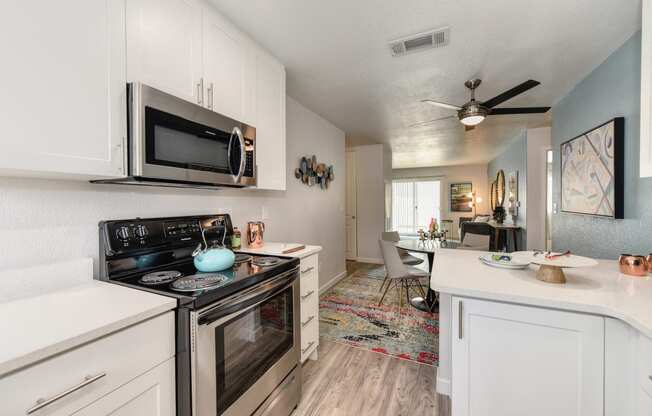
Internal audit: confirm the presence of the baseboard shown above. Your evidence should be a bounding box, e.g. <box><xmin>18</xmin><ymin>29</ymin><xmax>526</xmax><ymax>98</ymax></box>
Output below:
<box><xmin>436</xmin><ymin>375</ymin><xmax>451</xmax><ymax>396</ymax></box>
<box><xmin>319</xmin><ymin>270</ymin><xmax>347</xmax><ymax>295</ymax></box>
<box><xmin>354</xmin><ymin>257</ymin><xmax>384</xmax><ymax>264</ymax></box>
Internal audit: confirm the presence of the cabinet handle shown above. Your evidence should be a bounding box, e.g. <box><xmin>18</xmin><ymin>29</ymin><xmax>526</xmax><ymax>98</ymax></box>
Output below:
<box><xmin>301</xmin><ymin>315</ymin><xmax>315</xmax><ymax>328</ymax></box>
<box><xmin>196</xmin><ymin>78</ymin><xmax>204</xmax><ymax>105</ymax></box>
<box><xmin>301</xmin><ymin>290</ymin><xmax>315</xmax><ymax>300</ymax></box>
<box><xmin>207</xmin><ymin>82</ymin><xmax>214</xmax><ymax>110</ymax></box>
<box><xmin>301</xmin><ymin>341</ymin><xmax>315</xmax><ymax>354</ymax></box>
<box><xmin>301</xmin><ymin>266</ymin><xmax>315</xmax><ymax>274</ymax></box>
<box><xmin>27</xmin><ymin>372</ymin><xmax>106</xmax><ymax>414</ymax></box>
<box><xmin>458</xmin><ymin>300</ymin><xmax>463</xmax><ymax>339</ymax></box>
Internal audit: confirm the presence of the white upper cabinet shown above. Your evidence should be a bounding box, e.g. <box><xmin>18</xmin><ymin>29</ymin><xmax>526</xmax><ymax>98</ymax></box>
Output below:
<box><xmin>255</xmin><ymin>50</ymin><xmax>287</xmax><ymax>190</ymax></box>
<box><xmin>126</xmin><ymin>0</ymin><xmax>203</xmax><ymax>105</ymax></box>
<box><xmin>0</xmin><ymin>0</ymin><xmax>126</xmax><ymax>179</ymax></box>
<box><xmin>203</xmin><ymin>9</ymin><xmax>245</xmax><ymax>120</ymax></box>
<box><xmin>642</xmin><ymin>0</ymin><xmax>652</xmax><ymax>177</ymax></box>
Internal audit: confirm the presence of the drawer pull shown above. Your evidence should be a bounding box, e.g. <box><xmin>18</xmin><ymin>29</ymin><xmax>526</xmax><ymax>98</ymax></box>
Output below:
<box><xmin>27</xmin><ymin>372</ymin><xmax>106</xmax><ymax>414</ymax></box>
<box><xmin>301</xmin><ymin>266</ymin><xmax>315</xmax><ymax>274</ymax></box>
<box><xmin>301</xmin><ymin>315</ymin><xmax>315</xmax><ymax>327</ymax></box>
<box><xmin>302</xmin><ymin>341</ymin><xmax>315</xmax><ymax>354</ymax></box>
<box><xmin>301</xmin><ymin>290</ymin><xmax>315</xmax><ymax>300</ymax></box>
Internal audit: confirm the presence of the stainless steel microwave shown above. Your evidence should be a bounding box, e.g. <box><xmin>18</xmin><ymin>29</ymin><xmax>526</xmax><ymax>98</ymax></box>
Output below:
<box><xmin>95</xmin><ymin>83</ymin><xmax>256</xmax><ymax>189</ymax></box>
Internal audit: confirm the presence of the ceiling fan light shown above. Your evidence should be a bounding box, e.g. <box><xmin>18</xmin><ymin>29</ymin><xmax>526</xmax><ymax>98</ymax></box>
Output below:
<box><xmin>460</xmin><ymin>115</ymin><xmax>485</xmax><ymax>126</ymax></box>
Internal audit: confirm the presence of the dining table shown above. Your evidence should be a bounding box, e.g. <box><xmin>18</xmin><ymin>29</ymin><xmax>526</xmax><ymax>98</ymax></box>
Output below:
<box><xmin>395</xmin><ymin>239</ymin><xmax>459</xmax><ymax>312</ymax></box>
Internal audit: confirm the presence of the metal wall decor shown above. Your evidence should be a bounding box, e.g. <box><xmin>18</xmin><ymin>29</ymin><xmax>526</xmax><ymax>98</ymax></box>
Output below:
<box><xmin>295</xmin><ymin>155</ymin><xmax>334</xmax><ymax>189</ymax></box>
<box><xmin>507</xmin><ymin>171</ymin><xmax>519</xmax><ymax>217</ymax></box>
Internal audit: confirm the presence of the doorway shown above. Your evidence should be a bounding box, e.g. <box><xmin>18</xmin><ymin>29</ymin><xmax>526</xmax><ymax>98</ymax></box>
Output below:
<box><xmin>345</xmin><ymin>151</ymin><xmax>357</xmax><ymax>260</ymax></box>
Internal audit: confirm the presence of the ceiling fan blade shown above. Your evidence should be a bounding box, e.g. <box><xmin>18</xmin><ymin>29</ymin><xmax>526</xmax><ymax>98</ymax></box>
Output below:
<box><xmin>465</xmin><ymin>125</ymin><xmax>475</xmax><ymax>132</ymax></box>
<box><xmin>408</xmin><ymin>115</ymin><xmax>456</xmax><ymax>128</ymax></box>
<box><xmin>421</xmin><ymin>99</ymin><xmax>462</xmax><ymax>111</ymax></box>
<box><xmin>481</xmin><ymin>80</ymin><xmax>541</xmax><ymax>109</ymax></box>
<box><xmin>490</xmin><ymin>107</ymin><xmax>551</xmax><ymax>115</ymax></box>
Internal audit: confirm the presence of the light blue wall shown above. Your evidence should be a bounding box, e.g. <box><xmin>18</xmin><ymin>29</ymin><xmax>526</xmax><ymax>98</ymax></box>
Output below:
<box><xmin>551</xmin><ymin>31</ymin><xmax>652</xmax><ymax>259</ymax></box>
<box><xmin>487</xmin><ymin>131</ymin><xmax>527</xmax><ymax>248</ymax></box>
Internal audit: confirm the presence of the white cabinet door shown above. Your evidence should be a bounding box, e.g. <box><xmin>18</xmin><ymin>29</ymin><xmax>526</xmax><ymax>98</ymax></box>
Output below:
<box><xmin>73</xmin><ymin>359</ymin><xmax>175</xmax><ymax>416</ymax></box>
<box><xmin>641</xmin><ymin>0</ymin><xmax>652</xmax><ymax>177</ymax></box>
<box><xmin>203</xmin><ymin>9</ymin><xmax>244</xmax><ymax>120</ymax></box>
<box><xmin>126</xmin><ymin>0</ymin><xmax>203</xmax><ymax>105</ymax></box>
<box><xmin>255</xmin><ymin>51</ymin><xmax>286</xmax><ymax>190</ymax></box>
<box><xmin>451</xmin><ymin>297</ymin><xmax>604</xmax><ymax>416</ymax></box>
<box><xmin>0</xmin><ymin>0</ymin><xmax>126</xmax><ymax>179</ymax></box>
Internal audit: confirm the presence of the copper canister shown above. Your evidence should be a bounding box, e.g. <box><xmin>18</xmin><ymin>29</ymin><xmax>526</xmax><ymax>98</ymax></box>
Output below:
<box><xmin>647</xmin><ymin>254</ymin><xmax>652</xmax><ymax>273</ymax></box>
<box><xmin>619</xmin><ymin>254</ymin><xmax>648</xmax><ymax>277</ymax></box>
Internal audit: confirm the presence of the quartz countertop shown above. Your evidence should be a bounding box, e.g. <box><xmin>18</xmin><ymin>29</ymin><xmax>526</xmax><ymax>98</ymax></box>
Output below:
<box><xmin>238</xmin><ymin>242</ymin><xmax>322</xmax><ymax>259</ymax></box>
<box><xmin>0</xmin><ymin>280</ymin><xmax>176</xmax><ymax>377</ymax></box>
<box><xmin>431</xmin><ymin>249</ymin><xmax>652</xmax><ymax>338</ymax></box>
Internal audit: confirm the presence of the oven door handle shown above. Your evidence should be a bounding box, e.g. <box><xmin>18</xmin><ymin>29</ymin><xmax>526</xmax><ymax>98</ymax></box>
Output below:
<box><xmin>197</xmin><ymin>267</ymin><xmax>298</xmax><ymax>326</ymax></box>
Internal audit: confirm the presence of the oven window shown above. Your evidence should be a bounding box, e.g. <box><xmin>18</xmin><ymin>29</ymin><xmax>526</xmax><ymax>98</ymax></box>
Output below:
<box><xmin>145</xmin><ymin>106</ymin><xmax>234</xmax><ymax>174</ymax></box>
<box><xmin>215</xmin><ymin>286</ymin><xmax>294</xmax><ymax>414</ymax></box>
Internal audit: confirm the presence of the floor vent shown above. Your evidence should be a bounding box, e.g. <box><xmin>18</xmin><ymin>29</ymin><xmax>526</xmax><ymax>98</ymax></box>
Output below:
<box><xmin>389</xmin><ymin>27</ymin><xmax>450</xmax><ymax>57</ymax></box>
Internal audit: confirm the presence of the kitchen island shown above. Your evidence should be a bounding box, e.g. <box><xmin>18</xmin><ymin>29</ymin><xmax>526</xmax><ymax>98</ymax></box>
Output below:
<box><xmin>432</xmin><ymin>249</ymin><xmax>652</xmax><ymax>416</ymax></box>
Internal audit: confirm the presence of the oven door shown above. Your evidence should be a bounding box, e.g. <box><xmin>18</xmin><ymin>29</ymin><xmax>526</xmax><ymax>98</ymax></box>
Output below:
<box><xmin>129</xmin><ymin>83</ymin><xmax>256</xmax><ymax>187</ymax></box>
<box><xmin>193</xmin><ymin>268</ymin><xmax>300</xmax><ymax>416</ymax></box>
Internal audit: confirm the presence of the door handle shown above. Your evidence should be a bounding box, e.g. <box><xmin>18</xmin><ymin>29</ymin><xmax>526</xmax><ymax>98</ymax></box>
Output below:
<box><xmin>196</xmin><ymin>78</ymin><xmax>204</xmax><ymax>105</ymax></box>
<box><xmin>458</xmin><ymin>300</ymin><xmax>463</xmax><ymax>339</ymax></box>
<box><xmin>27</xmin><ymin>373</ymin><xmax>106</xmax><ymax>414</ymax></box>
<box><xmin>207</xmin><ymin>82</ymin><xmax>214</xmax><ymax>110</ymax></box>
<box><xmin>301</xmin><ymin>315</ymin><xmax>315</xmax><ymax>327</ymax></box>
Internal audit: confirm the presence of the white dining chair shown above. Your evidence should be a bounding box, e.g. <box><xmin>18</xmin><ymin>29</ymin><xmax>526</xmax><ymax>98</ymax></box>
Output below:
<box><xmin>378</xmin><ymin>240</ymin><xmax>429</xmax><ymax>307</ymax></box>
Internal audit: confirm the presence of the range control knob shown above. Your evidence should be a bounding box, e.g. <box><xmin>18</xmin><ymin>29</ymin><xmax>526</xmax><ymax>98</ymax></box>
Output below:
<box><xmin>116</xmin><ymin>226</ymin><xmax>130</xmax><ymax>241</ymax></box>
<box><xmin>135</xmin><ymin>224</ymin><xmax>148</xmax><ymax>238</ymax></box>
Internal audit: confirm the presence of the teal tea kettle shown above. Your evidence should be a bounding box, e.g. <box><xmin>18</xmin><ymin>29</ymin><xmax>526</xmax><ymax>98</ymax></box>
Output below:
<box><xmin>192</xmin><ymin>225</ymin><xmax>235</xmax><ymax>272</ymax></box>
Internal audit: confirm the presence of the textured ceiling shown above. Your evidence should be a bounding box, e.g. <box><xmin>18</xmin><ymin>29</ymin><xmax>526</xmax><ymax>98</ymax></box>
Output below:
<box><xmin>210</xmin><ymin>0</ymin><xmax>640</xmax><ymax>168</ymax></box>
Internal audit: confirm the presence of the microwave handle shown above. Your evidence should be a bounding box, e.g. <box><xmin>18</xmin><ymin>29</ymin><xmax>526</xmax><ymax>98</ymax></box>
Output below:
<box><xmin>228</xmin><ymin>127</ymin><xmax>246</xmax><ymax>184</ymax></box>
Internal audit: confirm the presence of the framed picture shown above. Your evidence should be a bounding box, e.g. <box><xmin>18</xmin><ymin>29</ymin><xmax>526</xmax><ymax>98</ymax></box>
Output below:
<box><xmin>561</xmin><ymin>117</ymin><xmax>624</xmax><ymax>218</ymax></box>
<box><xmin>450</xmin><ymin>182</ymin><xmax>472</xmax><ymax>212</ymax></box>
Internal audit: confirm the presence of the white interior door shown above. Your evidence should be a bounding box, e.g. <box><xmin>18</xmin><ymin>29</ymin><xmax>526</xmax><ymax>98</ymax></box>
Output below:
<box><xmin>345</xmin><ymin>151</ymin><xmax>357</xmax><ymax>260</ymax></box>
<box><xmin>452</xmin><ymin>297</ymin><xmax>604</xmax><ymax>416</ymax></box>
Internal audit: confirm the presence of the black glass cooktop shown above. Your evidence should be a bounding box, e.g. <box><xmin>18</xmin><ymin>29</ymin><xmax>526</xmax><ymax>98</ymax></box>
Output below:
<box><xmin>111</xmin><ymin>253</ymin><xmax>299</xmax><ymax>309</ymax></box>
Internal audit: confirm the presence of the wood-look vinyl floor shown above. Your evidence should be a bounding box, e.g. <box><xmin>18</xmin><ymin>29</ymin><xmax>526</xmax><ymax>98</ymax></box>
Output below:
<box><xmin>293</xmin><ymin>339</ymin><xmax>451</xmax><ymax>416</ymax></box>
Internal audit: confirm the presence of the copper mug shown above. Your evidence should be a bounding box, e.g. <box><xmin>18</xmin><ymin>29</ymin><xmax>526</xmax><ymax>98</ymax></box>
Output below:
<box><xmin>619</xmin><ymin>254</ymin><xmax>648</xmax><ymax>277</ymax></box>
<box><xmin>647</xmin><ymin>254</ymin><xmax>652</xmax><ymax>273</ymax></box>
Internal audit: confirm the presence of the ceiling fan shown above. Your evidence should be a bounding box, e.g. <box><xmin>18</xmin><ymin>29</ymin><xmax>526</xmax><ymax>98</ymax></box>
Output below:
<box><xmin>415</xmin><ymin>79</ymin><xmax>550</xmax><ymax>130</ymax></box>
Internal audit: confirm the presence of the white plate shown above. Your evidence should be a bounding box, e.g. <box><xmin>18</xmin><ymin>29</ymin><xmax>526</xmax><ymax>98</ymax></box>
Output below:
<box><xmin>479</xmin><ymin>254</ymin><xmax>531</xmax><ymax>270</ymax></box>
<box><xmin>511</xmin><ymin>251</ymin><xmax>598</xmax><ymax>268</ymax></box>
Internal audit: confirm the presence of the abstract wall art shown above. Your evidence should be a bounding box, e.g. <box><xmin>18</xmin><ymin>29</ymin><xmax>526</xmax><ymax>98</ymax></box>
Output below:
<box><xmin>450</xmin><ymin>182</ymin><xmax>473</xmax><ymax>212</ymax></box>
<box><xmin>560</xmin><ymin>117</ymin><xmax>624</xmax><ymax>218</ymax></box>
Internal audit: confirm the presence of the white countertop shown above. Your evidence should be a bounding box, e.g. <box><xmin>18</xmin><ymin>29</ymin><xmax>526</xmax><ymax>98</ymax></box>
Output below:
<box><xmin>0</xmin><ymin>281</ymin><xmax>176</xmax><ymax>377</ymax></box>
<box><xmin>432</xmin><ymin>249</ymin><xmax>652</xmax><ymax>338</ymax></box>
<box><xmin>238</xmin><ymin>242</ymin><xmax>322</xmax><ymax>259</ymax></box>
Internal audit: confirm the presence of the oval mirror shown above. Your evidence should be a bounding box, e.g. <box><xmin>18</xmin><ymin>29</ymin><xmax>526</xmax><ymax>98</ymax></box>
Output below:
<box><xmin>495</xmin><ymin>170</ymin><xmax>506</xmax><ymax>207</ymax></box>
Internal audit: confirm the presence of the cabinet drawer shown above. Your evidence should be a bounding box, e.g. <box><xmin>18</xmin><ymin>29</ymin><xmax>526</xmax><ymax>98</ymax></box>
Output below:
<box><xmin>300</xmin><ymin>293</ymin><xmax>318</xmax><ymax>330</ymax></box>
<box><xmin>300</xmin><ymin>269</ymin><xmax>318</xmax><ymax>301</ymax></box>
<box><xmin>0</xmin><ymin>312</ymin><xmax>174</xmax><ymax>416</ymax></box>
<box><xmin>638</xmin><ymin>333</ymin><xmax>652</xmax><ymax>397</ymax></box>
<box><xmin>300</xmin><ymin>255</ymin><xmax>318</xmax><ymax>281</ymax></box>
<box><xmin>300</xmin><ymin>314</ymin><xmax>319</xmax><ymax>362</ymax></box>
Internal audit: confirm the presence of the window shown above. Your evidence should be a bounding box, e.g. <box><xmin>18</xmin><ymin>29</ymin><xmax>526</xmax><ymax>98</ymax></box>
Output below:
<box><xmin>391</xmin><ymin>179</ymin><xmax>441</xmax><ymax>235</ymax></box>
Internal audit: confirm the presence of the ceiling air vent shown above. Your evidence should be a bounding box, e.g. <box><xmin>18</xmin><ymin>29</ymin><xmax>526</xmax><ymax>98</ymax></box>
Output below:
<box><xmin>389</xmin><ymin>27</ymin><xmax>450</xmax><ymax>57</ymax></box>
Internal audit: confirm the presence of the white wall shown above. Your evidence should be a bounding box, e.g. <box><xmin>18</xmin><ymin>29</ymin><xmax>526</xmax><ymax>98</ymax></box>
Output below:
<box><xmin>392</xmin><ymin>164</ymin><xmax>489</xmax><ymax>239</ymax></box>
<box><xmin>349</xmin><ymin>144</ymin><xmax>387</xmax><ymax>262</ymax></box>
<box><xmin>0</xmin><ymin>97</ymin><xmax>346</xmax><ymax>289</ymax></box>
<box><xmin>526</xmin><ymin>127</ymin><xmax>551</xmax><ymax>250</ymax></box>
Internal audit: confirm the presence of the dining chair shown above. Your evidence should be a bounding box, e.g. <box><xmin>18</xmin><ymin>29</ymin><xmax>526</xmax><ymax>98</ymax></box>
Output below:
<box><xmin>378</xmin><ymin>240</ymin><xmax>429</xmax><ymax>307</ymax></box>
<box><xmin>379</xmin><ymin>231</ymin><xmax>424</xmax><ymax>293</ymax></box>
<box><xmin>459</xmin><ymin>232</ymin><xmax>490</xmax><ymax>251</ymax></box>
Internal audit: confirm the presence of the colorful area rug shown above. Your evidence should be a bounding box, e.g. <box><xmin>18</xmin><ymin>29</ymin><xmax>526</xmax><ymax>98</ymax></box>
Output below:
<box><xmin>319</xmin><ymin>263</ymin><xmax>438</xmax><ymax>366</ymax></box>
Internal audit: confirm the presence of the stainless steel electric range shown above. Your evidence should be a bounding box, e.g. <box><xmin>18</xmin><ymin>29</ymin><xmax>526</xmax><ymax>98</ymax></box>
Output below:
<box><xmin>97</xmin><ymin>214</ymin><xmax>301</xmax><ymax>416</ymax></box>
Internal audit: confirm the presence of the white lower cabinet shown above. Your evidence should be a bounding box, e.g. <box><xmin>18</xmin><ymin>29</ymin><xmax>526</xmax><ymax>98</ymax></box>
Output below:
<box><xmin>451</xmin><ymin>297</ymin><xmax>604</xmax><ymax>416</ymax></box>
<box><xmin>73</xmin><ymin>358</ymin><xmax>175</xmax><ymax>416</ymax></box>
<box><xmin>0</xmin><ymin>312</ymin><xmax>175</xmax><ymax>416</ymax></box>
<box><xmin>300</xmin><ymin>254</ymin><xmax>319</xmax><ymax>362</ymax></box>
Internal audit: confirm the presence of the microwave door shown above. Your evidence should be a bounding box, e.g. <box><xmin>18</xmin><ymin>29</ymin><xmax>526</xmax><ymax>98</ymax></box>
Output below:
<box><xmin>228</xmin><ymin>127</ymin><xmax>246</xmax><ymax>184</ymax></box>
